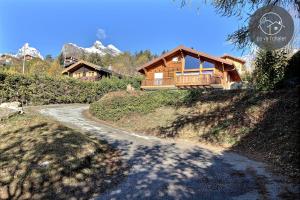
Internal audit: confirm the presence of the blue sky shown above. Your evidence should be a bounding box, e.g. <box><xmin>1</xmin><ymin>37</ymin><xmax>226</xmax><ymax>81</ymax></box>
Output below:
<box><xmin>0</xmin><ymin>0</ymin><xmax>246</xmax><ymax>57</ymax></box>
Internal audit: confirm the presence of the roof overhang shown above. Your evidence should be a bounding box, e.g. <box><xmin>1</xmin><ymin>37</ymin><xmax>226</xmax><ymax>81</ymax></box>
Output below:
<box><xmin>62</xmin><ymin>60</ymin><xmax>112</xmax><ymax>74</ymax></box>
<box><xmin>221</xmin><ymin>54</ymin><xmax>246</xmax><ymax>64</ymax></box>
<box><xmin>137</xmin><ymin>45</ymin><xmax>234</xmax><ymax>72</ymax></box>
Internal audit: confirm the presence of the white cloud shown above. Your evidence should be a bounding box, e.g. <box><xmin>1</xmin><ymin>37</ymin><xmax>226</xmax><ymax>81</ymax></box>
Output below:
<box><xmin>96</xmin><ymin>28</ymin><xmax>107</xmax><ymax>40</ymax></box>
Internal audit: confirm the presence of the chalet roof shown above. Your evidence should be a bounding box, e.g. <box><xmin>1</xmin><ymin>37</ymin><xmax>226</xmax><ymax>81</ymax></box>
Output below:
<box><xmin>62</xmin><ymin>60</ymin><xmax>122</xmax><ymax>77</ymax></box>
<box><xmin>220</xmin><ymin>54</ymin><xmax>246</xmax><ymax>64</ymax></box>
<box><xmin>137</xmin><ymin>45</ymin><xmax>234</xmax><ymax>72</ymax></box>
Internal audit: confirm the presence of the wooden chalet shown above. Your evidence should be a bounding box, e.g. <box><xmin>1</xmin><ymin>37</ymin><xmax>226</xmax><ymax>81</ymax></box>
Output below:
<box><xmin>137</xmin><ymin>45</ymin><xmax>244</xmax><ymax>90</ymax></box>
<box><xmin>62</xmin><ymin>60</ymin><xmax>122</xmax><ymax>81</ymax></box>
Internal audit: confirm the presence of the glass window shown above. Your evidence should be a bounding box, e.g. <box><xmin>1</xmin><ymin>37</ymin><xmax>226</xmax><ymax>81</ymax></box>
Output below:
<box><xmin>203</xmin><ymin>61</ymin><xmax>214</xmax><ymax>68</ymax></box>
<box><xmin>172</xmin><ymin>57</ymin><xmax>179</xmax><ymax>62</ymax></box>
<box><xmin>184</xmin><ymin>55</ymin><xmax>200</xmax><ymax>69</ymax></box>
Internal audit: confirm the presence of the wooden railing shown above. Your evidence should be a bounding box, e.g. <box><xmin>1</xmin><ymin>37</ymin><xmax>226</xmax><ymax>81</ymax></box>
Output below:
<box><xmin>141</xmin><ymin>74</ymin><xmax>222</xmax><ymax>87</ymax></box>
<box><xmin>175</xmin><ymin>74</ymin><xmax>221</xmax><ymax>86</ymax></box>
<box><xmin>141</xmin><ymin>78</ymin><xmax>175</xmax><ymax>87</ymax></box>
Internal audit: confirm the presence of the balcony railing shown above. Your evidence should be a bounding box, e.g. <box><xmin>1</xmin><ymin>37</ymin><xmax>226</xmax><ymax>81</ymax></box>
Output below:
<box><xmin>141</xmin><ymin>74</ymin><xmax>222</xmax><ymax>88</ymax></box>
<box><xmin>141</xmin><ymin>78</ymin><xmax>175</xmax><ymax>87</ymax></box>
<box><xmin>175</xmin><ymin>74</ymin><xmax>221</xmax><ymax>86</ymax></box>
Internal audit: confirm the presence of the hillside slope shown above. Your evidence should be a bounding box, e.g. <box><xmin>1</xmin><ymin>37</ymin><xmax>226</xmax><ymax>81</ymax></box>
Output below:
<box><xmin>90</xmin><ymin>89</ymin><xmax>300</xmax><ymax>179</ymax></box>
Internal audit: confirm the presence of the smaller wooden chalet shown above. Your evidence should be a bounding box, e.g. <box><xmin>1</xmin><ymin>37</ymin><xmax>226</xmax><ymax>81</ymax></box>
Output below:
<box><xmin>137</xmin><ymin>45</ymin><xmax>244</xmax><ymax>90</ymax></box>
<box><xmin>62</xmin><ymin>60</ymin><xmax>122</xmax><ymax>81</ymax></box>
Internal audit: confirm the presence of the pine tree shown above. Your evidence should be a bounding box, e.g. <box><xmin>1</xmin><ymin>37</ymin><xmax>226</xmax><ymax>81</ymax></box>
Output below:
<box><xmin>253</xmin><ymin>49</ymin><xmax>288</xmax><ymax>90</ymax></box>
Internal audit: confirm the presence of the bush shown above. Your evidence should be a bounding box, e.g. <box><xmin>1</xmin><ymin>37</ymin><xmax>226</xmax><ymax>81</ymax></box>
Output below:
<box><xmin>89</xmin><ymin>90</ymin><xmax>188</xmax><ymax>121</ymax></box>
<box><xmin>0</xmin><ymin>72</ymin><xmax>141</xmax><ymax>105</ymax></box>
<box><xmin>253</xmin><ymin>49</ymin><xmax>288</xmax><ymax>90</ymax></box>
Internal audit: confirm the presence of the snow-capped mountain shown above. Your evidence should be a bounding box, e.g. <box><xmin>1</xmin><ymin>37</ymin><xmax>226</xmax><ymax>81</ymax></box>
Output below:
<box><xmin>61</xmin><ymin>40</ymin><xmax>122</xmax><ymax>58</ymax></box>
<box><xmin>15</xmin><ymin>43</ymin><xmax>44</xmax><ymax>60</ymax></box>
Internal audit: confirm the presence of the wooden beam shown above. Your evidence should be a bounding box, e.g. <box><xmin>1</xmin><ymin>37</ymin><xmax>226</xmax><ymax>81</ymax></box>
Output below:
<box><xmin>143</xmin><ymin>68</ymin><xmax>147</xmax><ymax>75</ymax></box>
<box><xmin>213</xmin><ymin>62</ymin><xmax>217</xmax><ymax>74</ymax></box>
<box><xmin>199</xmin><ymin>57</ymin><xmax>204</xmax><ymax>74</ymax></box>
<box><xmin>180</xmin><ymin>50</ymin><xmax>185</xmax><ymax>74</ymax></box>
<box><xmin>162</xmin><ymin>58</ymin><xmax>167</xmax><ymax>67</ymax></box>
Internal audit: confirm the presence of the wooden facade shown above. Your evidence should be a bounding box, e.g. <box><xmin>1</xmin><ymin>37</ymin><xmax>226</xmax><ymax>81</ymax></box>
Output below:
<box><xmin>137</xmin><ymin>45</ymin><xmax>244</xmax><ymax>90</ymax></box>
<box><xmin>62</xmin><ymin>60</ymin><xmax>122</xmax><ymax>81</ymax></box>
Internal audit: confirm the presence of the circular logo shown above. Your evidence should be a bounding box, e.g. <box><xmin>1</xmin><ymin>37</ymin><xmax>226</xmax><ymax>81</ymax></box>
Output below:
<box><xmin>249</xmin><ymin>5</ymin><xmax>294</xmax><ymax>50</ymax></box>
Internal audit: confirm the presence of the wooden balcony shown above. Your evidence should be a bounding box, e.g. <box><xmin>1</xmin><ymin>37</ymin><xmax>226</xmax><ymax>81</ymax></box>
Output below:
<box><xmin>141</xmin><ymin>78</ymin><xmax>176</xmax><ymax>89</ymax></box>
<box><xmin>141</xmin><ymin>74</ymin><xmax>223</xmax><ymax>89</ymax></box>
<box><xmin>175</xmin><ymin>74</ymin><xmax>222</xmax><ymax>87</ymax></box>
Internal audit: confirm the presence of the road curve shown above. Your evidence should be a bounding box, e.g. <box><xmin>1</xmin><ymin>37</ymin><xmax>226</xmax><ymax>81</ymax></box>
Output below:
<box><xmin>37</xmin><ymin>104</ymin><xmax>296</xmax><ymax>200</ymax></box>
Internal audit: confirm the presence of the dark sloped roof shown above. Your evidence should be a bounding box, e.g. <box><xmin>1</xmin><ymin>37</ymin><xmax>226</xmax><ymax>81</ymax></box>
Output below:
<box><xmin>62</xmin><ymin>60</ymin><xmax>123</xmax><ymax>77</ymax></box>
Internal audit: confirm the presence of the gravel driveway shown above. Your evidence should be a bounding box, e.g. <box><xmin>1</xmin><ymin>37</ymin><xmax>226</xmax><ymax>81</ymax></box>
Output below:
<box><xmin>37</xmin><ymin>104</ymin><xmax>298</xmax><ymax>200</ymax></box>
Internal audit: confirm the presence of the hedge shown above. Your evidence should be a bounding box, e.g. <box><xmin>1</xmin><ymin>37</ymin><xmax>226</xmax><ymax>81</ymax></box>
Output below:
<box><xmin>89</xmin><ymin>90</ymin><xmax>189</xmax><ymax>121</ymax></box>
<box><xmin>0</xmin><ymin>72</ymin><xmax>141</xmax><ymax>105</ymax></box>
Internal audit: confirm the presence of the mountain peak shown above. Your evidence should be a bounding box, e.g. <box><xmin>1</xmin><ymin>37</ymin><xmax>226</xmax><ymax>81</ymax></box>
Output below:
<box><xmin>94</xmin><ymin>40</ymin><xmax>103</xmax><ymax>45</ymax></box>
<box><xmin>16</xmin><ymin>43</ymin><xmax>43</xmax><ymax>60</ymax></box>
<box><xmin>23</xmin><ymin>43</ymin><xmax>29</xmax><ymax>48</ymax></box>
<box><xmin>92</xmin><ymin>40</ymin><xmax>105</xmax><ymax>50</ymax></box>
<box><xmin>62</xmin><ymin>40</ymin><xmax>122</xmax><ymax>58</ymax></box>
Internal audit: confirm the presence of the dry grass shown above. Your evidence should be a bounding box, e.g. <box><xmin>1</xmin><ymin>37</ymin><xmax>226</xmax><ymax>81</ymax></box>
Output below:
<box><xmin>0</xmin><ymin>113</ymin><xmax>126</xmax><ymax>200</ymax></box>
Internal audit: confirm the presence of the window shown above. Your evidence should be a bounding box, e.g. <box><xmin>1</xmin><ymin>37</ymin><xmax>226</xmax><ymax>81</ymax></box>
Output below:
<box><xmin>172</xmin><ymin>57</ymin><xmax>179</xmax><ymax>62</ymax></box>
<box><xmin>87</xmin><ymin>71</ymin><xmax>96</xmax><ymax>77</ymax></box>
<box><xmin>203</xmin><ymin>61</ymin><xmax>214</xmax><ymax>69</ymax></box>
<box><xmin>154</xmin><ymin>72</ymin><xmax>163</xmax><ymax>85</ymax></box>
<box><xmin>184</xmin><ymin>55</ymin><xmax>199</xmax><ymax>69</ymax></box>
<box><xmin>73</xmin><ymin>72</ymin><xmax>83</xmax><ymax>78</ymax></box>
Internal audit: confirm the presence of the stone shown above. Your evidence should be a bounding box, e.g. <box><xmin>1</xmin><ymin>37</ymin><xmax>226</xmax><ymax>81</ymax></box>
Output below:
<box><xmin>0</xmin><ymin>101</ymin><xmax>21</xmax><ymax>110</ymax></box>
<box><xmin>126</xmin><ymin>84</ymin><xmax>135</xmax><ymax>92</ymax></box>
<box><xmin>0</xmin><ymin>102</ymin><xmax>23</xmax><ymax>120</ymax></box>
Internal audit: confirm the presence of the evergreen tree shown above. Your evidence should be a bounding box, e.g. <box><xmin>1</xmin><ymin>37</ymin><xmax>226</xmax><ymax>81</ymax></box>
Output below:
<box><xmin>253</xmin><ymin>49</ymin><xmax>288</xmax><ymax>90</ymax></box>
<box><xmin>57</xmin><ymin>53</ymin><xmax>64</xmax><ymax>66</ymax></box>
<box><xmin>180</xmin><ymin>1</ymin><xmax>299</xmax><ymax>49</ymax></box>
<box><xmin>45</xmin><ymin>54</ymin><xmax>53</xmax><ymax>62</ymax></box>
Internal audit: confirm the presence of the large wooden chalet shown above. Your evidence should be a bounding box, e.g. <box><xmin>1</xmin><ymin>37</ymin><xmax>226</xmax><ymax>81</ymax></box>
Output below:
<box><xmin>137</xmin><ymin>45</ymin><xmax>244</xmax><ymax>89</ymax></box>
<box><xmin>62</xmin><ymin>60</ymin><xmax>122</xmax><ymax>81</ymax></box>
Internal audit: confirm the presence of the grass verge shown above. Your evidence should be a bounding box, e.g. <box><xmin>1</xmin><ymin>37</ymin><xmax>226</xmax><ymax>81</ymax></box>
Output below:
<box><xmin>0</xmin><ymin>113</ymin><xmax>126</xmax><ymax>199</ymax></box>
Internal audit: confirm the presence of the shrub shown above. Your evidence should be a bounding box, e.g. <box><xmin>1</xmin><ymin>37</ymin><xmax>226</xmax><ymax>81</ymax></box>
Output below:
<box><xmin>252</xmin><ymin>49</ymin><xmax>288</xmax><ymax>90</ymax></box>
<box><xmin>0</xmin><ymin>72</ymin><xmax>141</xmax><ymax>105</ymax></box>
<box><xmin>89</xmin><ymin>90</ymin><xmax>188</xmax><ymax>121</ymax></box>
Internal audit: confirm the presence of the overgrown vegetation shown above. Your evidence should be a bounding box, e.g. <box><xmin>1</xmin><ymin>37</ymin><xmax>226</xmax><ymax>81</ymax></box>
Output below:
<box><xmin>0</xmin><ymin>113</ymin><xmax>126</xmax><ymax>199</ymax></box>
<box><xmin>0</xmin><ymin>72</ymin><xmax>141</xmax><ymax>105</ymax></box>
<box><xmin>89</xmin><ymin>88</ymin><xmax>299</xmax><ymax>178</ymax></box>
